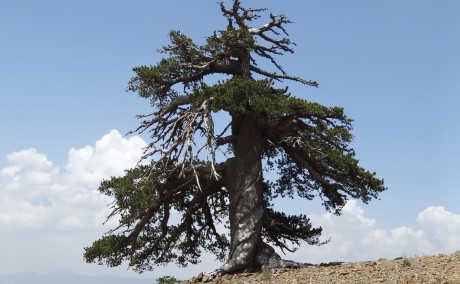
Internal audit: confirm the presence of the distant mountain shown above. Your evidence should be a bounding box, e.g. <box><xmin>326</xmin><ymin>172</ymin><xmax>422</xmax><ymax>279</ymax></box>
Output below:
<box><xmin>0</xmin><ymin>271</ymin><xmax>155</xmax><ymax>284</ymax></box>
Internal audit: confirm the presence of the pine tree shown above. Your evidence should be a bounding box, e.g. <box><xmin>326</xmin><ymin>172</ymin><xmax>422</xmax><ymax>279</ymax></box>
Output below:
<box><xmin>84</xmin><ymin>0</ymin><xmax>386</xmax><ymax>276</ymax></box>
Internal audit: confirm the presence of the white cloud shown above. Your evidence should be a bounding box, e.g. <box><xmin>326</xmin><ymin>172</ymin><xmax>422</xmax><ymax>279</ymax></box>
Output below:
<box><xmin>57</xmin><ymin>215</ymin><xmax>87</xmax><ymax>230</ymax></box>
<box><xmin>289</xmin><ymin>200</ymin><xmax>460</xmax><ymax>264</ymax></box>
<box><xmin>1</xmin><ymin>149</ymin><xmax>56</xmax><ymax>184</ymax></box>
<box><xmin>416</xmin><ymin>206</ymin><xmax>460</xmax><ymax>252</ymax></box>
<box><xmin>1</xmin><ymin>129</ymin><xmax>460</xmax><ymax>278</ymax></box>
<box><xmin>0</xmin><ymin>197</ymin><xmax>50</xmax><ymax>227</ymax></box>
<box><xmin>3</xmin><ymin>148</ymin><xmax>54</xmax><ymax>171</ymax></box>
<box><xmin>64</xmin><ymin>129</ymin><xmax>147</xmax><ymax>187</ymax></box>
<box><xmin>0</xmin><ymin>130</ymin><xmax>145</xmax><ymax>234</ymax></box>
<box><xmin>0</xmin><ymin>129</ymin><xmax>148</xmax><ymax>276</ymax></box>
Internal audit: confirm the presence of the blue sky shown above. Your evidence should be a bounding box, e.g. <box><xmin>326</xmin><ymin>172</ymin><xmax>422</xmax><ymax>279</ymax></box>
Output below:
<box><xmin>1</xmin><ymin>0</ymin><xmax>459</xmax><ymax>281</ymax></box>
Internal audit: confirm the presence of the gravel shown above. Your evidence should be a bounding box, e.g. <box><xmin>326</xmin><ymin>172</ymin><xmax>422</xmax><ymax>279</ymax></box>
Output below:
<box><xmin>183</xmin><ymin>251</ymin><xmax>460</xmax><ymax>284</ymax></box>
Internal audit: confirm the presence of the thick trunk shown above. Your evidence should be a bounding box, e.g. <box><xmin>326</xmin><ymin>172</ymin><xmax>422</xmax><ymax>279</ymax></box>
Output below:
<box><xmin>210</xmin><ymin>49</ymin><xmax>306</xmax><ymax>276</ymax></box>
<box><xmin>220</xmin><ymin>115</ymin><xmax>264</xmax><ymax>274</ymax></box>
<box><xmin>213</xmin><ymin>115</ymin><xmax>308</xmax><ymax>276</ymax></box>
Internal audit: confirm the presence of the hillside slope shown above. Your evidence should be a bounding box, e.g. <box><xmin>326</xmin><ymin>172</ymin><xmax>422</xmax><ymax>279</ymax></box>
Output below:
<box><xmin>185</xmin><ymin>251</ymin><xmax>460</xmax><ymax>283</ymax></box>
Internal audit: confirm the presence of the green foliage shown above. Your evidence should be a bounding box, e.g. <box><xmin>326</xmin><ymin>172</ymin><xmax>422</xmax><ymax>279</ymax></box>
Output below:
<box><xmin>166</xmin><ymin>30</ymin><xmax>202</xmax><ymax>60</ymax></box>
<box><xmin>127</xmin><ymin>30</ymin><xmax>204</xmax><ymax>103</ymax></box>
<box><xmin>127</xmin><ymin>28</ymin><xmax>255</xmax><ymax>103</ymax></box>
<box><xmin>84</xmin><ymin>164</ymin><xmax>230</xmax><ymax>271</ymax></box>
<box><xmin>262</xmin><ymin>206</ymin><xmax>325</xmax><ymax>252</ymax></box>
<box><xmin>190</xmin><ymin>77</ymin><xmax>287</xmax><ymax>116</ymax></box>
<box><xmin>85</xmin><ymin>0</ymin><xmax>386</xmax><ymax>274</ymax></box>
<box><xmin>204</xmin><ymin>27</ymin><xmax>255</xmax><ymax>55</ymax></box>
<box><xmin>190</xmin><ymin>77</ymin><xmax>351</xmax><ymax>123</ymax></box>
<box><xmin>84</xmin><ymin>235</ymin><xmax>128</xmax><ymax>267</ymax></box>
<box><xmin>157</xmin><ymin>275</ymin><xmax>182</xmax><ymax>284</ymax></box>
<box><xmin>97</xmin><ymin>165</ymin><xmax>160</xmax><ymax>227</ymax></box>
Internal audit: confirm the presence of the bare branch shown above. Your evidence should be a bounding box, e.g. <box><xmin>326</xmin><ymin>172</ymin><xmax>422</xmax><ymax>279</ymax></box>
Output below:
<box><xmin>250</xmin><ymin>65</ymin><xmax>319</xmax><ymax>87</ymax></box>
<box><xmin>216</xmin><ymin>135</ymin><xmax>237</xmax><ymax>146</ymax></box>
<box><xmin>125</xmin><ymin>161</ymin><xmax>228</xmax><ymax>249</ymax></box>
<box><xmin>129</xmin><ymin>95</ymin><xmax>191</xmax><ymax>135</ymax></box>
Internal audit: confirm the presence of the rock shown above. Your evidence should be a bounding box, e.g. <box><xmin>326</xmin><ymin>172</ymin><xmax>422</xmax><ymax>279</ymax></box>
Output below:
<box><xmin>191</xmin><ymin>272</ymin><xmax>203</xmax><ymax>283</ymax></box>
<box><xmin>182</xmin><ymin>251</ymin><xmax>460</xmax><ymax>284</ymax></box>
<box><xmin>201</xmin><ymin>274</ymin><xmax>210</xmax><ymax>283</ymax></box>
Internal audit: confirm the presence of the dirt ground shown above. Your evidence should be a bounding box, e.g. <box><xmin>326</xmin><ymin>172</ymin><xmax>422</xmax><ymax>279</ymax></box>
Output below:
<box><xmin>183</xmin><ymin>251</ymin><xmax>460</xmax><ymax>284</ymax></box>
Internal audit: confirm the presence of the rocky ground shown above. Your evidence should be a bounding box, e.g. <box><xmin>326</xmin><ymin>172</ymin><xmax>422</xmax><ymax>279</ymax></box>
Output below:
<box><xmin>183</xmin><ymin>251</ymin><xmax>460</xmax><ymax>284</ymax></box>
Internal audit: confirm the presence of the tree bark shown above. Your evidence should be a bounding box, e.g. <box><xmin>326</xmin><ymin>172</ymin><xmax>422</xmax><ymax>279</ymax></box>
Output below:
<box><xmin>215</xmin><ymin>115</ymin><xmax>308</xmax><ymax>276</ymax></box>
<box><xmin>220</xmin><ymin>114</ymin><xmax>264</xmax><ymax>274</ymax></box>
<box><xmin>215</xmin><ymin>46</ymin><xmax>295</xmax><ymax>274</ymax></box>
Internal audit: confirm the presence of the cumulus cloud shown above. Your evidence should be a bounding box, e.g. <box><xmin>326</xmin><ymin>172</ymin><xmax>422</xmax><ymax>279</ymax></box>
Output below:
<box><xmin>64</xmin><ymin>129</ymin><xmax>147</xmax><ymax>187</ymax></box>
<box><xmin>0</xmin><ymin>129</ymin><xmax>149</xmax><ymax>276</ymax></box>
<box><xmin>0</xmin><ymin>129</ymin><xmax>146</xmax><ymax>231</ymax></box>
<box><xmin>1</xmin><ymin>129</ymin><xmax>459</xmax><ymax>277</ymax></box>
<box><xmin>0</xmin><ymin>197</ymin><xmax>50</xmax><ymax>227</ymax></box>
<box><xmin>289</xmin><ymin>200</ymin><xmax>460</xmax><ymax>264</ymax></box>
<box><xmin>416</xmin><ymin>206</ymin><xmax>460</xmax><ymax>252</ymax></box>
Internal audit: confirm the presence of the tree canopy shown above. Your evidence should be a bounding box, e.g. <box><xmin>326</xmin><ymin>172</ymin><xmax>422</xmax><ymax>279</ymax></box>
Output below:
<box><xmin>84</xmin><ymin>0</ymin><xmax>386</xmax><ymax>276</ymax></box>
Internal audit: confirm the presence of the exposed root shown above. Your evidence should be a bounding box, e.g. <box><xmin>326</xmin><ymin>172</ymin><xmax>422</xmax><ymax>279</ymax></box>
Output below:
<box><xmin>196</xmin><ymin>242</ymin><xmax>314</xmax><ymax>282</ymax></box>
<box><xmin>255</xmin><ymin>241</ymin><xmax>314</xmax><ymax>270</ymax></box>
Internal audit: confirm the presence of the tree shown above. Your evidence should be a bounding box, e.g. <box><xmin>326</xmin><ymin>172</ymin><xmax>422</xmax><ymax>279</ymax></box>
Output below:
<box><xmin>84</xmin><ymin>0</ymin><xmax>386</xmax><ymax>276</ymax></box>
<box><xmin>157</xmin><ymin>276</ymin><xmax>181</xmax><ymax>284</ymax></box>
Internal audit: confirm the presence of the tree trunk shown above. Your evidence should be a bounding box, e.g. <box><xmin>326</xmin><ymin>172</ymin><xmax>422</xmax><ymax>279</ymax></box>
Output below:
<box><xmin>210</xmin><ymin>46</ymin><xmax>307</xmax><ymax>275</ymax></box>
<box><xmin>220</xmin><ymin>114</ymin><xmax>264</xmax><ymax>274</ymax></box>
<box><xmin>215</xmin><ymin>115</ymin><xmax>305</xmax><ymax>276</ymax></box>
